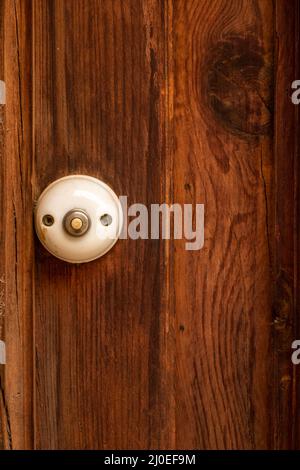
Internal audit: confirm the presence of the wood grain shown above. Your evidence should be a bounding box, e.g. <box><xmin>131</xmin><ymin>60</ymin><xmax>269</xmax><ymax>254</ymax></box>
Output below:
<box><xmin>273</xmin><ymin>0</ymin><xmax>300</xmax><ymax>449</ymax></box>
<box><xmin>0</xmin><ymin>0</ymin><xmax>299</xmax><ymax>450</ymax></box>
<box><xmin>0</xmin><ymin>0</ymin><xmax>7</xmax><ymax>449</ymax></box>
<box><xmin>172</xmin><ymin>0</ymin><xmax>274</xmax><ymax>449</ymax></box>
<box><xmin>1</xmin><ymin>0</ymin><xmax>34</xmax><ymax>449</ymax></box>
<box><xmin>32</xmin><ymin>0</ymin><xmax>172</xmax><ymax>449</ymax></box>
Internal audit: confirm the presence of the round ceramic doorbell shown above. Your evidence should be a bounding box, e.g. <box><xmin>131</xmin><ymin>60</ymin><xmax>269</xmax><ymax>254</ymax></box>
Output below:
<box><xmin>34</xmin><ymin>175</ymin><xmax>123</xmax><ymax>263</ymax></box>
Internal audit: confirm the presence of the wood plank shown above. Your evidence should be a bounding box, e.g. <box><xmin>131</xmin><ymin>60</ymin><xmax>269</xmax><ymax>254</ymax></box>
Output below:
<box><xmin>0</xmin><ymin>0</ymin><xmax>7</xmax><ymax>449</ymax></box>
<box><xmin>32</xmin><ymin>0</ymin><xmax>173</xmax><ymax>449</ymax></box>
<box><xmin>1</xmin><ymin>0</ymin><xmax>34</xmax><ymax>450</ymax></box>
<box><xmin>172</xmin><ymin>0</ymin><xmax>274</xmax><ymax>449</ymax></box>
<box><xmin>295</xmin><ymin>1</ymin><xmax>300</xmax><ymax>449</ymax></box>
<box><xmin>273</xmin><ymin>0</ymin><xmax>300</xmax><ymax>450</ymax></box>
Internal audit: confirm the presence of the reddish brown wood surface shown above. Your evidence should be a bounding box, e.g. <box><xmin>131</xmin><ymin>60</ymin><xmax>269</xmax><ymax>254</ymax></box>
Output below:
<box><xmin>273</xmin><ymin>0</ymin><xmax>300</xmax><ymax>448</ymax></box>
<box><xmin>32</xmin><ymin>0</ymin><xmax>171</xmax><ymax>450</ymax></box>
<box><xmin>0</xmin><ymin>0</ymin><xmax>299</xmax><ymax>450</ymax></box>
<box><xmin>1</xmin><ymin>0</ymin><xmax>34</xmax><ymax>450</ymax></box>
<box><xmin>0</xmin><ymin>0</ymin><xmax>7</xmax><ymax>449</ymax></box>
<box><xmin>172</xmin><ymin>0</ymin><xmax>275</xmax><ymax>449</ymax></box>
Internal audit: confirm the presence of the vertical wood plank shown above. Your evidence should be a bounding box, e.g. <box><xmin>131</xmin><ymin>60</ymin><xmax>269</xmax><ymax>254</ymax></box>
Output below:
<box><xmin>295</xmin><ymin>2</ymin><xmax>300</xmax><ymax>449</ymax></box>
<box><xmin>274</xmin><ymin>0</ymin><xmax>300</xmax><ymax>450</ymax></box>
<box><xmin>2</xmin><ymin>0</ymin><xmax>34</xmax><ymax>449</ymax></box>
<box><xmin>32</xmin><ymin>0</ymin><xmax>173</xmax><ymax>449</ymax></box>
<box><xmin>172</xmin><ymin>0</ymin><xmax>274</xmax><ymax>449</ymax></box>
<box><xmin>0</xmin><ymin>0</ymin><xmax>7</xmax><ymax>449</ymax></box>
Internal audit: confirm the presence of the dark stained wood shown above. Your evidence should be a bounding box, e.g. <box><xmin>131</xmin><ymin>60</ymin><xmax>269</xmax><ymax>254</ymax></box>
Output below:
<box><xmin>273</xmin><ymin>0</ymin><xmax>300</xmax><ymax>450</ymax></box>
<box><xmin>172</xmin><ymin>0</ymin><xmax>274</xmax><ymax>449</ymax></box>
<box><xmin>295</xmin><ymin>1</ymin><xmax>300</xmax><ymax>449</ymax></box>
<box><xmin>173</xmin><ymin>1</ymin><xmax>273</xmax><ymax>449</ymax></box>
<box><xmin>0</xmin><ymin>0</ymin><xmax>299</xmax><ymax>450</ymax></box>
<box><xmin>1</xmin><ymin>0</ymin><xmax>34</xmax><ymax>449</ymax></box>
<box><xmin>32</xmin><ymin>0</ymin><xmax>172</xmax><ymax>449</ymax></box>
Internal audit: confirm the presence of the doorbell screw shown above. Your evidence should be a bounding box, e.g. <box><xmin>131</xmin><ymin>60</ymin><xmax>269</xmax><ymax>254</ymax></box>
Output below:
<box><xmin>100</xmin><ymin>213</ymin><xmax>112</xmax><ymax>226</ymax></box>
<box><xmin>42</xmin><ymin>214</ymin><xmax>55</xmax><ymax>226</ymax></box>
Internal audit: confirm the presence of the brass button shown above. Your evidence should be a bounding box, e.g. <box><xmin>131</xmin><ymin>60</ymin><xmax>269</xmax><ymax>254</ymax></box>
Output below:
<box><xmin>70</xmin><ymin>217</ymin><xmax>83</xmax><ymax>231</ymax></box>
<box><xmin>63</xmin><ymin>209</ymin><xmax>90</xmax><ymax>237</ymax></box>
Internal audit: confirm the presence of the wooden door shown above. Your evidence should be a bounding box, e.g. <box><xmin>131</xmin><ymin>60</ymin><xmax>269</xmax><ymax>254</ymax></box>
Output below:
<box><xmin>0</xmin><ymin>0</ymin><xmax>299</xmax><ymax>450</ymax></box>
